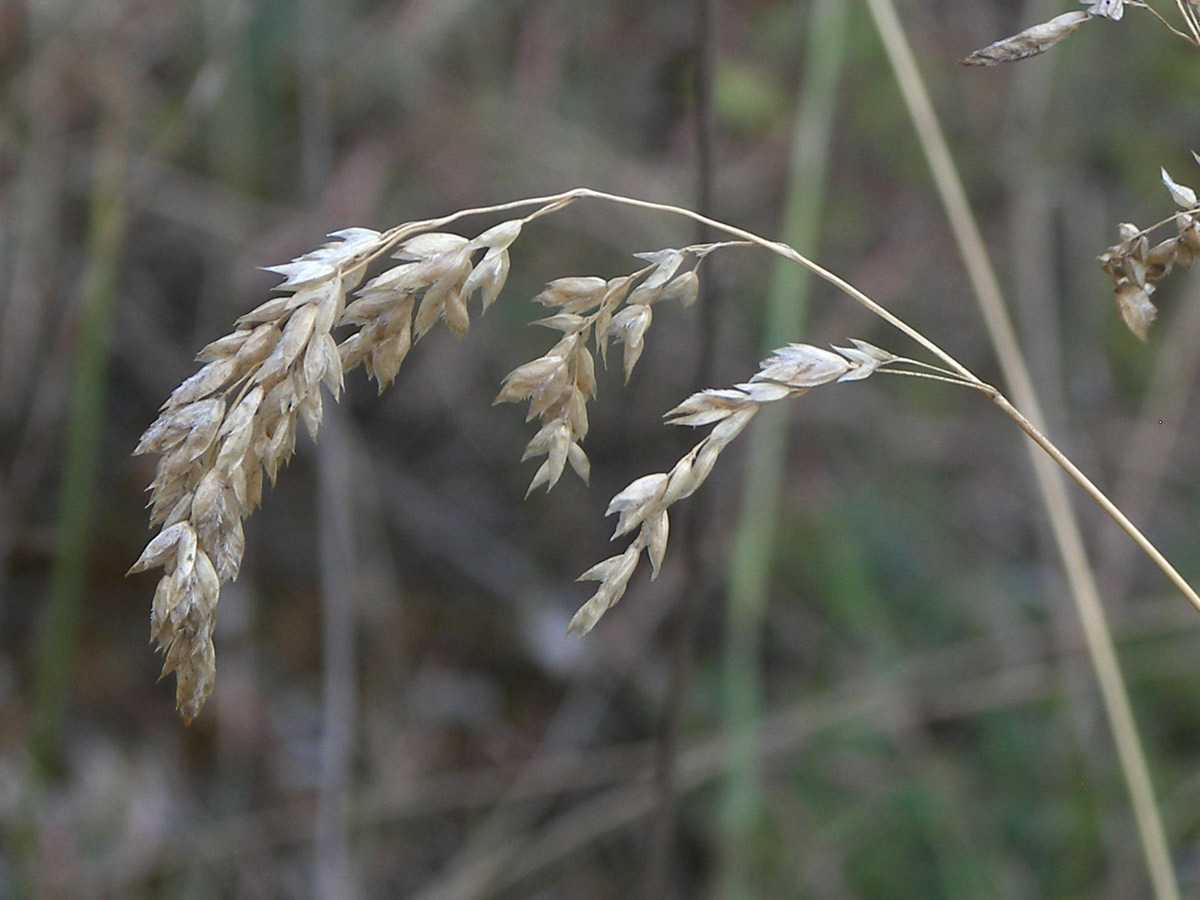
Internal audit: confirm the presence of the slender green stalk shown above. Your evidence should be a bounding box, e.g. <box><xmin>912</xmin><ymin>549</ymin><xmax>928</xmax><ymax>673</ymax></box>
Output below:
<box><xmin>718</xmin><ymin>0</ymin><xmax>849</xmax><ymax>895</ymax></box>
<box><xmin>30</xmin><ymin>112</ymin><xmax>127</xmax><ymax>776</ymax></box>
<box><xmin>862</xmin><ymin>1</ymin><xmax>1181</xmax><ymax>897</ymax></box>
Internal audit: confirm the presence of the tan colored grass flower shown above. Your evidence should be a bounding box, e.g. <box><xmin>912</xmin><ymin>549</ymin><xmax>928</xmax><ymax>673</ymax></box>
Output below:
<box><xmin>1099</xmin><ymin>163</ymin><xmax>1200</xmax><ymax>340</ymax></box>
<box><xmin>495</xmin><ymin>243</ymin><xmax>713</xmax><ymax>496</ymax></box>
<box><xmin>130</xmin><ymin>229</ymin><xmax>374</xmax><ymax>722</ymax></box>
<box><xmin>568</xmin><ymin>341</ymin><xmax>896</xmax><ymax>636</ymax></box>
<box><xmin>132</xmin><ymin>186</ymin><xmax>1200</xmax><ymax>726</ymax></box>
<box><xmin>131</xmin><ymin>215</ymin><xmax>527</xmax><ymax>722</ymax></box>
<box><xmin>128</xmin><ymin>184</ymin><xmax>925</xmax><ymax>722</ymax></box>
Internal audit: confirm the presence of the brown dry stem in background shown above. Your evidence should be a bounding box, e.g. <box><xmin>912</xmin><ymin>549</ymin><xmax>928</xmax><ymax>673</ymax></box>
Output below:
<box><xmin>130</xmin><ymin>189</ymin><xmax>1200</xmax><ymax>724</ymax></box>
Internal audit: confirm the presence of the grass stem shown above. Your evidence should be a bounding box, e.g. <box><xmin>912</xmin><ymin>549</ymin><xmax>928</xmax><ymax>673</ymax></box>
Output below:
<box><xmin>863</xmin><ymin>0</ymin><xmax>1182</xmax><ymax>895</ymax></box>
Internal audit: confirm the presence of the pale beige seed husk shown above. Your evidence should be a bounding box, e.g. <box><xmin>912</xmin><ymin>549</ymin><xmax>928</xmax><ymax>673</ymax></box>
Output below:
<box><xmin>961</xmin><ymin>11</ymin><xmax>1091</xmax><ymax>66</ymax></box>
<box><xmin>566</xmin><ymin>341</ymin><xmax>893</xmax><ymax>635</ymax></box>
<box><xmin>134</xmin><ymin>216</ymin><xmax>547</xmax><ymax>723</ymax></box>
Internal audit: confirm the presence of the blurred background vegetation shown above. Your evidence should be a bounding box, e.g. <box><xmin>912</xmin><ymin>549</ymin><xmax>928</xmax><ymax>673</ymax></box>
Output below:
<box><xmin>3</xmin><ymin>0</ymin><xmax>1200</xmax><ymax>897</ymax></box>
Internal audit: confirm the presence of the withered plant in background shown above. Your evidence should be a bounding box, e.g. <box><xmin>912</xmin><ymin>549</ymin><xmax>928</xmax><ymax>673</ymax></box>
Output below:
<box><xmin>130</xmin><ymin>186</ymin><xmax>1200</xmax><ymax>725</ymax></box>
<box><xmin>1100</xmin><ymin>163</ymin><xmax>1200</xmax><ymax>339</ymax></box>
<box><xmin>964</xmin><ymin>1</ymin><xmax>1200</xmax><ymax>339</ymax></box>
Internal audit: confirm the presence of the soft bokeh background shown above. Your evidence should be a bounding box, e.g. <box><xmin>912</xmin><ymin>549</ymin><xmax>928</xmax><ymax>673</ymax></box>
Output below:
<box><xmin>3</xmin><ymin>0</ymin><xmax>1200</xmax><ymax>897</ymax></box>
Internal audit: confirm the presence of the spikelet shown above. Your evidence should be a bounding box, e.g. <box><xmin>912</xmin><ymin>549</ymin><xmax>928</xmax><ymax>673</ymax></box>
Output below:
<box><xmin>567</xmin><ymin>341</ymin><xmax>897</xmax><ymax>636</ymax></box>
<box><xmin>1099</xmin><ymin>161</ymin><xmax>1200</xmax><ymax>340</ymax></box>
<box><xmin>494</xmin><ymin>243</ymin><xmax>715</xmax><ymax>496</ymax></box>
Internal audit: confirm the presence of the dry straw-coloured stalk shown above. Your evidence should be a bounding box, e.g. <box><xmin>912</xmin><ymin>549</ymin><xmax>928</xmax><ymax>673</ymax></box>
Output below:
<box><xmin>131</xmin><ymin>187</ymin><xmax>1200</xmax><ymax>723</ymax></box>
<box><xmin>874</xmin><ymin>3</ymin><xmax>1197</xmax><ymax>895</ymax></box>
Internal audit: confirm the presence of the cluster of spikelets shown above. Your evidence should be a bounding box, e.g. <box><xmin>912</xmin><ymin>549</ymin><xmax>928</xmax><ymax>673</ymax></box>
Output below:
<box><xmin>1099</xmin><ymin>161</ymin><xmax>1200</xmax><ymax>340</ymax></box>
<box><xmin>131</xmin><ymin>200</ymin><xmax>830</xmax><ymax>722</ymax></box>
<box><xmin>568</xmin><ymin>339</ymin><xmax>896</xmax><ymax>636</ymax></box>
<box><xmin>129</xmin><ymin>216</ymin><xmax>524</xmax><ymax>723</ymax></box>
<box><xmin>493</xmin><ymin>246</ymin><xmax>709</xmax><ymax>495</ymax></box>
<box><xmin>962</xmin><ymin>2</ymin><xmax>1200</xmax><ymax>342</ymax></box>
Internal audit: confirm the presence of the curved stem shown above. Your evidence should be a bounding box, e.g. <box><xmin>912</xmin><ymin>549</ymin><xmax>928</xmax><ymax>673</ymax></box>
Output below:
<box><xmin>568</xmin><ymin>189</ymin><xmax>1200</xmax><ymax>616</ymax></box>
<box><xmin>571</xmin><ymin>189</ymin><xmax>979</xmax><ymax>381</ymax></box>
<box><xmin>353</xmin><ymin>185</ymin><xmax>1200</xmax><ymax>619</ymax></box>
<box><xmin>1132</xmin><ymin>1</ymin><xmax>1200</xmax><ymax>47</ymax></box>
<box><xmin>987</xmin><ymin>388</ymin><xmax>1200</xmax><ymax>613</ymax></box>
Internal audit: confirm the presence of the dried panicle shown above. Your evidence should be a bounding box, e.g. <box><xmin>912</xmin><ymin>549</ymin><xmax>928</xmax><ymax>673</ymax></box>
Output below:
<box><xmin>962</xmin><ymin>11</ymin><xmax>1093</xmax><ymax>66</ymax></box>
<box><xmin>132</xmin><ymin>228</ymin><xmax>383</xmax><ymax>723</ymax></box>
<box><xmin>132</xmin><ymin>193</ymin><xmax>905</xmax><ymax>720</ymax></box>
<box><xmin>132</xmin><ymin>213</ymin><xmax>533</xmax><ymax>723</ymax></box>
<box><xmin>1098</xmin><ymin>164</ymin><xmax>1200</xmax><ymax>340</ymax></box>
<box><xmin>495</xmin><ymin>244</ymin><xmax>717</xmax><ymax>496</ymax></box>
<box><xmin>567</xmin><ymin>342</ymin><xmax>894</xmax><ymax>636</ymax></box>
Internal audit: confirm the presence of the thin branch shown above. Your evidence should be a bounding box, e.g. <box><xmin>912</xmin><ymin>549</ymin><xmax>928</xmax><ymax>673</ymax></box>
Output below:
<box><xmin>1130</xmin><ymin>0</ymin><xmax>1200</xmax><ymax>45</ymax></box>
<box><xmin>303</xmin><ymin>180</ymin><xmax>1200</xmax><ymax>635</ymax></box>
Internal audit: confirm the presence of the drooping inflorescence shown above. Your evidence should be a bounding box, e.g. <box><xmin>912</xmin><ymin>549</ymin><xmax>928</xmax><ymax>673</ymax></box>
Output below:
<box><xmin>132</xmin><ymin>170</ymin><xmax>1200</xmax><ymax>723</ymax></box>
<box><xmin>131</xmin><ymin>215</ymin><xmax>525</xmax><ymax>722</ymax></box>
<box><xmin>129</xmin><ymin>198</ymin><xmax>768</xmax><ymax>723</ymax></box>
